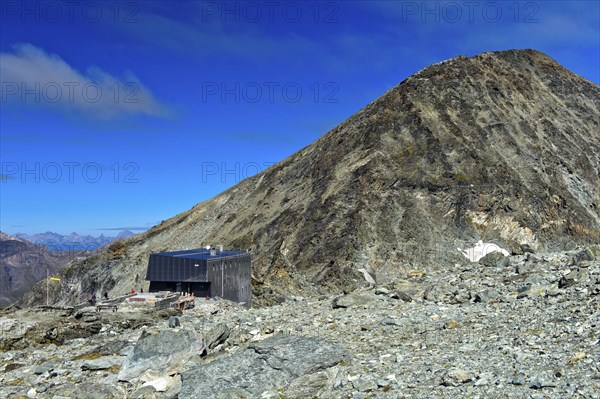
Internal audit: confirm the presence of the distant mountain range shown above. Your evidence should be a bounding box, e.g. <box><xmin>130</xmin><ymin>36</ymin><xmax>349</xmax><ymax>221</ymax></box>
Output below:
<box><xmin>13</xmin><ymin>230</ymin><xmax>136</xmax><ymax>250</ymax></box>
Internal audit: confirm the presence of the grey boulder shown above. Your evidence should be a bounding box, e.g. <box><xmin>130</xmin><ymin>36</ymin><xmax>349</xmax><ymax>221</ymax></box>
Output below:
<box><xmin>180</xmin><ymin>334</ymin><xmax>346</xmax><ymax>398</ymax></box>
<box><xmin>118</xmin><ymin>328</ymin><xmax>201</xmax><ymax>382</ymax></box>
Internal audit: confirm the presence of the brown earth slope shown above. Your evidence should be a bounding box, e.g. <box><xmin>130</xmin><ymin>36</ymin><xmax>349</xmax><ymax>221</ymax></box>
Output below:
<box><xmin>18</xmin><ymin>49</ymin><xmax>600</xmax><ymax>307</ymax></box>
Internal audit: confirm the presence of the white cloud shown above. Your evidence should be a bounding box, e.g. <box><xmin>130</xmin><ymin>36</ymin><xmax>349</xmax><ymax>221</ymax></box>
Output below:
<box><xmin>0</xmin><ymin>43</ymin><xmax>170</xmax><ymax>119</ymax></box>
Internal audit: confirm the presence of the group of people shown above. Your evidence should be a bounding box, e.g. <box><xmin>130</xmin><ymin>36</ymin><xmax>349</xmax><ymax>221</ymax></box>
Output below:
<box><xmin>90</xmin><ymin>288</ymin><xmax>145</xmax><ymax>305</ymax></box>
<box><xmin>88</xmin><ymin>292</ymin><xmax>110</xmax><ymax>305</ymax></box>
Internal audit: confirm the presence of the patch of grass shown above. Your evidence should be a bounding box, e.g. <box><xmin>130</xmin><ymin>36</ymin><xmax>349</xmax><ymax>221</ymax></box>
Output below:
<box><xmin>108</xmin><ymin>365</ymin><xmax>121</xmax><ymax>374</ymax></box>
<box><xmin>108</xmin><ymin>240</ymin><xmax>127</xmax><ymax>259</ymax></box>
<box><xmin>455</xmin><ymin>172</ymin><xmax>469</xmax><ymax>182</ymax></box>
<box><xmin>72</xmin><ymin>351</ymin><xmax>102</xmax><ymax>361</ymax></box>
<box><xmin>522</xmin><ymin>329</ymin><xmax>543</xmax><ymax>336</ymax></box>
<box><xmin>4</xmin><ymin>378</ymin><xmax>29</xmax><ymax>386</ymax></box>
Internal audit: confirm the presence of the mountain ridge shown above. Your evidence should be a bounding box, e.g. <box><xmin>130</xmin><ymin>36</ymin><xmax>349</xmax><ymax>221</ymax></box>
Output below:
<box><xmin>18</xmin><ymin>49</ymin><xmax>600</xmax><ymax>308</ymax></box>
<box><xmin>0</xmin><ymin>232</ymin><xmax>71</xmax><ymax>306</ymax></box>
<box><xmin>13</xmin><ymin>230</ymin><xmax>136</xmax><ymax>250</ymax></box>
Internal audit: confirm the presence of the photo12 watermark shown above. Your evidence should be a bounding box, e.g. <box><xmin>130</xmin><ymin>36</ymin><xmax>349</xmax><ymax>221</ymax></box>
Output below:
<box><xmin>200</xmin><ymin>81</ymin><xmax>339</xmax><ymax>104</ymax></box>
<box><xmin>201</xmin><ymin>161</ymin><xmax>276</xmax><ymax>184</ymax></box>
<box><xmin>0</xmin><ymin>1</ymin><xmax>140</xmax><ymax>24</ymax></box>
<box><xmin>1</xmin><ymin>81</ymin><xmax>141</xmax><ymax>105</ymax></box>
<box><xmin>197</xmin><ymin>1</ymin><xmax>340</xmax><ymax>24</ymax></box>
<box><xmin>398</xmin><ymin>1</ymin><xmax>539</xmax><ymax>24</ymax></box>
<box><xmin>0</xmin><ymin>1</ymin><xmax>342</xmax><ymax>25</ymax></box>
<box><xmin>0</xmin><ymin>162</ymin><xmax>140</xmax><ymax>183</ymax></box>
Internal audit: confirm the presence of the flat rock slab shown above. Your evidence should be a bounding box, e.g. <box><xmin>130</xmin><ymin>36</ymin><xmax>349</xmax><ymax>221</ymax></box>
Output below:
<box><xmin>180</xmin><ymin>334</ymin><xmax>347</xmax><ymax>398</ymax></box>
<box><xmin>332</xmin><ymin>293</ymin><xmax>374</xmax><ymax>308</ymax></box>
<box><xmin>81</xmin><ymin>356</ymin><xmax>123</xmax><ymax>371</ymax></box>
<box><xmin>118</xmin><ymin>328</ymin><xmax>201</xmax><ymax>382</ymax></box>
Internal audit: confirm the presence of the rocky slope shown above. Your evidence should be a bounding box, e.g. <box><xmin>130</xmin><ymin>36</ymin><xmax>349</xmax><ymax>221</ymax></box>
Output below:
<box><xmin>0</xmin><ymin>233</ymin><xmax>71</xmax><ymax>307</ymax></box>
<box><xmin>18</xmin><ymin>49</ymin><xmax>600</xmax><ymax>308</ymax></box>
<box><xmin>1</xmin><ymin>247</ymin><xmax>598</xmax><ymax>398</ymax></box>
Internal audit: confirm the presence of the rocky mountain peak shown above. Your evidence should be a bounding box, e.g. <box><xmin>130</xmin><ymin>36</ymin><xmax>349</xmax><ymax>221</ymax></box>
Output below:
<box><xmin>17</xmin><ymin>49</ymin><xmax>600</xmax><ymax>308</ymax></box>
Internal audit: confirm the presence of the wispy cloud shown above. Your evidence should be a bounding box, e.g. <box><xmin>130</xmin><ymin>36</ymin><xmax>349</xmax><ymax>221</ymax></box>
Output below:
<box><xmin>0</xmin><ymin>43</ymin><xmax>171</xmax><ymax>119</ymax></box>
<box><xmin>116</xmin><ymin>11</ymin><xmax>317</xmax><ymax>64</ymax></box>
<box><xmin>112</xmin><ymin>5</ymin><xmax>392</xmax><ymax>74</ymax></box>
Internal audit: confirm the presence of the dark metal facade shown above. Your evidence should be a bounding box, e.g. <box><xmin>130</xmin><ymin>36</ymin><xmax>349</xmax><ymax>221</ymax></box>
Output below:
<box><xmin>146</xmin><ymin>253</ymin><xmax>208</xmax><ymax>282</ymax></box>
<box><xmin>206</xmin><ymin>254</ymin><xmax>252</xmax><ymax>306</ymax></box>
<box><xmin>145</xmin><ymin>248</ymin><xmax>252</xmax><ymax>307</ymax></box>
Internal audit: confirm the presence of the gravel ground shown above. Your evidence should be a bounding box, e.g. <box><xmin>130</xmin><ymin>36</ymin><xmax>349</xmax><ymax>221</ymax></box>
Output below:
<box><xmin>1</xmin><ymin>247</ymin><xmax>599</xmax><ymax>398</ymax></box>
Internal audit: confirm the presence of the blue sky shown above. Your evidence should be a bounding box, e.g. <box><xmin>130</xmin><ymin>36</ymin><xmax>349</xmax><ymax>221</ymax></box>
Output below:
<box><xmin>1</xmin><ymin>0</ymin><xmax>599</xmax><ymax>236</ymax></box>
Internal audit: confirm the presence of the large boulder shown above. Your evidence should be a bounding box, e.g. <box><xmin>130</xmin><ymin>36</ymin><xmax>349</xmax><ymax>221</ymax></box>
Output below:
<box><xmin>180</xmin><ymin>334</ymin><xmax>347</xmax><ymax>398</ymax></box>
<box><xmin>479</xmin><ymin>251</ymin><xmax>510</xmax><ymax>267</ymax></box>
<box><xmin>118</xmin><ymin>328</ymin><xmax>201</xmax><ymax>382</ymax></box>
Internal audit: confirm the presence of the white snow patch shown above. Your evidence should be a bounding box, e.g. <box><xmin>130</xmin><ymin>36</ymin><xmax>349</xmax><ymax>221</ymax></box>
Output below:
<box><xmin>457</xmin><ymin>240</ymin><xmax>509</xmax><ymax>262</ymax></box>
<box><xmin>142</xmin><ymin>377</ymin><xmax>170</xmax><ymax>392</ymax></box>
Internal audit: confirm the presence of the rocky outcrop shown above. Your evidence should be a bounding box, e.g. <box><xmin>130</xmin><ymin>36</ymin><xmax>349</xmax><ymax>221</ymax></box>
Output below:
<box><xmin>118</xmin><ymin>328</ymin><xmax>201</xmax><ymax>382</ymax></box>
<box><xmin>18</xmin><ymin>49</ymin><xmax>600</xmax><ymax>307</ymax></box>
<box><xmin>181</xmin><ymin>335</ymin><xmax>347</xmax><ymax>397</ymax></box>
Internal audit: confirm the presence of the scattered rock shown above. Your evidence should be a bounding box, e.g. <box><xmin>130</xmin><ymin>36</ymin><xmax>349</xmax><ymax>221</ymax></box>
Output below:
<box><xmin>389</xmin><ymin>290</ymin><xmax>413</xmax><ymax>302</ymax></box>
<box><xmin>353</xmin><ymin>377</ymin><xmax>378</xmax><ymax>392</ymax></box>
<box><xmin>203</xmin><ymin>323</ymin><xmax>230</xmax><ymax>351</ymax></box>
<box><xmin>380</xmin><ymin>318</ymin><xmax>400</xmax><ymax>326</ymax></box>
<box><xmin>2</xmin><ymin>246</ymin><xmax>599</xmax><ymax>399</ymax></box>
<box><xmin>33</xmin><ymin>362</ymin><xmax>54</xmax><ymax>375</ymax></box>
<box><xmin>510</xmin><ymin>375</ymin><xmax>526</xmax><ymax>385</ymax></box>
<box><xmin>444</xmin><ymin>319</ymin><xmax>459</xmax><ymax>329</ymax></box>
<box><xmin>423</xmin><ymin>284</ymin><xmax>453</xmax><ymax>302</ymax></box>
<box><xmin>559</xmin><ymin>270</ymin><xmax>581</xmax><ymax>288</ymax></box>
<box><xmin>520</xmin><ymin>244</ymin><xmax>535</xmax><ymax>254</ymax></box>
<box><xmin>82</xmin><ymin>314</ymin><xmax>99</xmax><ymax>323</ymax></box>
<box><xmin>474</xmin><ymin>289</ymin><xmax>499</xmax><ymax>303</ymax></box>
<box><xmin>479</xmin><ymin>251</ymin><xmax>510</xmax><ymax>267</ymax></box>
<box><xmin>46</xmin><ymin>382</ymin><xmax>125</xmax><ymax>399</ymax></box>
<box><xmin>332</xmin><ymin>293</ymin><xmax>372</xmax><ymax>309</ymax></box>
<box><xmin>81</xmin><ymin>356</ymin><xmax>122</xmax><ymax>371</ymax></box>
<box><xmin>571</xmin><ymin>249</ymin><xmax>594</xmax><ymax>265</ymax></box>
<box><xmin>168</xmin><ymin>316</ymin><xmax>180</xmax><ymax>328</ymax></box>
<box><xmin>442</xmin><ymin>368</ymin><xmax>473</xmax><ymax>386</ymax></box>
